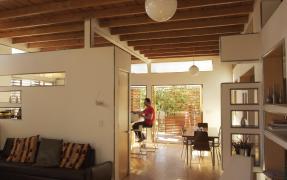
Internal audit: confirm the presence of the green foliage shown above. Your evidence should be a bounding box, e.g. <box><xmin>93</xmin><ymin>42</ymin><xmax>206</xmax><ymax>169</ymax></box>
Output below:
<box><xmin>154</xmin><ymin>86</ymin><xmax>198</xmax><ymax>115</ymax></box>
<box><xmin>139</xmin><ymin>88</ymin><xmax>147</xmax><ymax>110</ymax></box>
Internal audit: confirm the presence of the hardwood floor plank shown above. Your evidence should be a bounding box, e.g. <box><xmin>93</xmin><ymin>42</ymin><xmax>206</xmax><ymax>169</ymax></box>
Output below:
<box><xmin>126</xmin><ymin>144</ymin><xmax>222</xmax><ymax>180</ymax></box>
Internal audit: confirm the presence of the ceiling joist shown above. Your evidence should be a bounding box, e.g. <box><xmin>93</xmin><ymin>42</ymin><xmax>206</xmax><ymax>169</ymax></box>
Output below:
<box><xmin>133</xmin><ymin>41</ymin><xmax>220</xmax><ymax>51</ymax></box>
<box><xmin>127</xmin><ymin>34</ymin><xmax>234</xmax><ymax>47</ymax></box>
<box><xmin>12</xmin><ymin>31</ymin><xmax>84</xmax><ymax>44</ymax></box>
<box><xmin>120</xmin><ymin>25</ymin><xmax>244</xmax><ymax>41</ymax></box>
<box><xmin>0</xmin><ymin>22</ymin><xmax>83</xmax><ymax>38</ymax></box>
<box><xmin>111</xmin><ymin>15</ymin><xmax>249</xmax><ymax>35</ymax></box>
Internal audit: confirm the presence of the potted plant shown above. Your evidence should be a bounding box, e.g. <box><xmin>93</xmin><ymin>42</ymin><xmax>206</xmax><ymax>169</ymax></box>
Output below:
<box><xmin>232</xmin><ymin>141</ymin><xmax>241</xmax><ymax>155</ymax></box>
<box><xmin>233</xmin><ymin>137</ymin><xmax>253</xmax><ymax>157</ymax></box>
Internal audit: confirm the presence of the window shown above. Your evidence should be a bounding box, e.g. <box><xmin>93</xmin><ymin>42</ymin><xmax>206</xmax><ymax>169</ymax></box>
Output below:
<box><xmin>0</xmin><ymin>72</ymin><xmax>65</xmax><ymax>87</ymax></box>
<box><xmin>131</xmin><ymin>63</ymin><xmax>148</xmax><ymax>74</ymax></box>
<box><xmin>151</xmin><ymin>60</ymin><xmax>213</xmax><ymax>73</ymax></box>
<box><xmin>130</xmin><ymin>86</ymin><xmax>147</xmax><ymax>111</ymax></box>
<box><xmin>12</xmin><ymin>48</ymin><xmax>26</xmax><ymax>54</ymax></box>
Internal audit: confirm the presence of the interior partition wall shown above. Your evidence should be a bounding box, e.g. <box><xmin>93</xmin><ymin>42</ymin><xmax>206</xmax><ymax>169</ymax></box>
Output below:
<box><xmin>221</xmin><ymin>82</ymin><xmax>263</xmax><ymax>170</ymax></box>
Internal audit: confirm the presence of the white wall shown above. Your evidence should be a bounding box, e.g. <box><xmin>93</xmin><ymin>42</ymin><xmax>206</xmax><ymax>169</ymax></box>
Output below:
<box><xmin>261</xmin><ymin>0</ymin><xmax>287</xmax><ymax>56</ymax></box>
<box><xmin>0</xmin><ymin>47</ymin><xmax>115</xmax><ymax>163</ymax></box>
<box><xmin>131</xmin><ymin>58</ymin><xmax>233</xmax><ymax>129</ymax></box>
<box><xmin>0</xmin><ymin>44</ymin><xmax>11</xmax><ymax>54</ymax></box>
<box><xmin>233</xmin><ymin>63</ymin><xmax>263</xmax><ymax>82</ymax></box>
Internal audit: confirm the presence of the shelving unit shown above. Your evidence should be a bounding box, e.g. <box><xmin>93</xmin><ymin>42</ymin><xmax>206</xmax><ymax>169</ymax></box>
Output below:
<box><xmin>264</xmin><ymin>104</ymin><xmax>287</xmax><ymax>114</ymax></box>
<box><xmin>262</xmin><ymin>40</ymin><xmax>287</xmax><ymax>179</ymax></box>
<box><xmin>221</xmin><ymin>82</ymin><xmax>263</xmax><ymax>170</ymax></box>
<box><xmin>264</xmin><ymin>130</ymin><xmax>287</xmax><ymax>150</ymax></box>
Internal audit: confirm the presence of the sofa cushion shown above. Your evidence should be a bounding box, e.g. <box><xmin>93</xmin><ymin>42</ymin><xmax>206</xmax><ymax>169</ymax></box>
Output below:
<box><xmin>1</xmin><ymin>138</ymin><xmax>14</xmax><ymax>159</ymax></box>
<box><xmin>0</xmin><ymin>160</ymin><xmax>88</xmax><ymax>180</ymax></box>
<box><xmin>7</xmin><ymin>136</ymin><xmax>39</xmax><ymax>163</ymax></box>
<box><xmin>35</xmin><ymin>138</ymin><xmax>62</xmax><ymax>167</ymax></box>
<box><xmin>22</xmin><ymin>136</ymin><xmax>39</xmax><ymax>163</ymax></box>
<box><xmin>60</xmin><ymin>143</ymin><xmax>90</xmax><ymax>169</ymax></box>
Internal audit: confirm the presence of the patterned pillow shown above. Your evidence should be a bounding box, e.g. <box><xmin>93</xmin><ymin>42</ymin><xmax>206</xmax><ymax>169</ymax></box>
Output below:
<box><xmin>60</xmin><ymin>143</ymin><xmax>90</xmax><ymax>169</ymax></box>
<box><xmin>6</xmin><ymin>136</ymin><xmax>39</xmax><ymax>163</ymax></box>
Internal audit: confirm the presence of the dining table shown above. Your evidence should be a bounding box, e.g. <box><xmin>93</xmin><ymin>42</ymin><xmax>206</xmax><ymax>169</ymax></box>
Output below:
<box><xmin>182</xmin><ymin>127</ymin><xmax>219</xmax><ymax>167</ymax></box>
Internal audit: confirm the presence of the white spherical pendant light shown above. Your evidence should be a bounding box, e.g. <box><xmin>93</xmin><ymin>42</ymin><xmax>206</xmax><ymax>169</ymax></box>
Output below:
<box><xmin>145</xmin><ymin>0</ymin><xmax>177</xmax><ymax>22</ymax></box>
<box><xmin>189</xmin><ymin>65</ymin><xmax>199</xmax><ymax>76</ymax></box>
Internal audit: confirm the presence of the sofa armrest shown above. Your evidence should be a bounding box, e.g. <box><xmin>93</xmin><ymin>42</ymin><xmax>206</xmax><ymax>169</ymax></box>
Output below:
<box><xmin>91</xmin><ymin>161</ymin><xmax>113</xmax><ymax>180</ymax></box>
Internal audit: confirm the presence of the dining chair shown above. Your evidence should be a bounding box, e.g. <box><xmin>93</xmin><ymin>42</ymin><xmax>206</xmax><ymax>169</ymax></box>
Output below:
<box><xmin>192</xmin><ymin>131</ymin><xmax>212</xmax><ymax>163</ymax></box>
<box><xmin>180</xmin><ymin>127</ymin><xmax>193</xmax><ymax>159</ymax></box>
<box><xmin>213</xmin><ymin>127</ymin><xmax>222</xmax><ymax>163</ymax></box>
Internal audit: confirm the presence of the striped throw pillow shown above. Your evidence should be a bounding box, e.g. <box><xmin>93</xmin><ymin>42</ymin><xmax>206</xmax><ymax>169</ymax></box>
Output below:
<box><xmin>6</xmin><ymin>136</ymin><xmax>39</xmax><ymax>163</ymax></box>
<box><xmin>60</xmin><ymin>143</ymin><xmax>90</xmax><ymax>169</ymax></box>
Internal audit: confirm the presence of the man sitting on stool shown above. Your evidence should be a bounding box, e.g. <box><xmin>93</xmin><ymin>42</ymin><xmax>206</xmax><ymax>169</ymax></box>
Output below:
<box><xmin>132</xmin><ymin>98</ymin><xmax>155</xmax><ymax>142</ymax></box>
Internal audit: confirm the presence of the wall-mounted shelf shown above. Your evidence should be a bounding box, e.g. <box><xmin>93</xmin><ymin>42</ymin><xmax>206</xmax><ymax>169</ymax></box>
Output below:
<box><xmin>264</xmin><ymin>104</ymin><xmax>287</xmax><ymax>114</ymax></box>
<box><xmin>264</xmin><ymin>129</ymin><xmax>287</xmax><ymax>150</ymax></box>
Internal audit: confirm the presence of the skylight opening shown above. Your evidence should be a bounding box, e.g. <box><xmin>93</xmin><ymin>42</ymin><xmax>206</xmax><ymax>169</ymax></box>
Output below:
<box><xmin>151</xmin><ymin>60</ymin><xmax>213</xmax><ymax>73</ymax></box>
<box><xmin>131</xmin><ymin>63</ymin><xmax>148</xmax><ymax>74</ymax></box>
<box><xmin>12</xmin><ymin>48</ymin><xmax>26</xmax><ymax>54</ymax></box>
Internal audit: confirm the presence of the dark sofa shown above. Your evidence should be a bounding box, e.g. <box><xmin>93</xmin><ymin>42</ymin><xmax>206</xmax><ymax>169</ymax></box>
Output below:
<box><xmin>0</xmin><ymin>140</ymin><xmax>113</xmax><ymax>180</ymax></box>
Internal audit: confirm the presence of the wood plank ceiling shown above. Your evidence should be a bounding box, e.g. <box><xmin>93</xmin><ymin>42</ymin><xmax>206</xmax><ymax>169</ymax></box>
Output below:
<box><xmin>0</xmin><ymin>0</ymin><xmax>255</xmax><ymax>60</ymax></box>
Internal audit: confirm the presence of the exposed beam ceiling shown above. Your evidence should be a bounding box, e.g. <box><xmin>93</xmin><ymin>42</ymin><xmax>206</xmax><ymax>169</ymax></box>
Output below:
<box><xmin>0</xmin><ymin>0</ymin><xmax>132</xmax><ymax>20</ymax></box>
<box><xmin>0</xmin><ymin>0</ymin><xmax>255</xmax><ymax>60</ymax></box>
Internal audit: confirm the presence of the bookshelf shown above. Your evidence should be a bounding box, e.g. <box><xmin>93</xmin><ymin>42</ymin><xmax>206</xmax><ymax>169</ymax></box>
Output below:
<box><xmin>263</xmin><ymin>41</ymin><xmax>287</xmax><ymax>179</ymax></box>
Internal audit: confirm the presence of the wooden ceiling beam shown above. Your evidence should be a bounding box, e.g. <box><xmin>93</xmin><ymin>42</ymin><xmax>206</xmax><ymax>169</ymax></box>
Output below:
<box><xmin>94</xmin><ymin>42</ymin><xmax>114</xmax><ymax>47</ymax></box>
<box><xmin>120</xmin><ymin>25</ymin><xmax>243</xmax><ymax>41</ymax></box>
<box><xmin>134</xmin><ymin>42</ymin><xmax>219</xmax><ymax>51</ymax></box>
<box><xmin>40</xmin><ymin>43</ymin><xmax>114</xmax><ymax>52</ymax></box>
<box><xmin>0</xmin><ymin>22</ymin><xmax>84</xmax><ymax>38</ymax></box>
<box><xmin>0</xmin><ymin>0</ymin><xmax>132</xmax><ymax>20</ymax></box>
<box><xmin>140</xmin><ymin>46</ymin><xmax>219</xmax><ymax>55</ymax></box>
<box><xmin>12</xmin><ymin>31</ymin><xmax>84</xmax><ymax>44</ymax></box>
<box><xmin>145</xmin><ymin>50</ymin><xmax>220</xmax><ymax>57</ymax></box>
<box><xmin>40</xmin><ymin>45</ymin><xmax>84</xmax><ymax>52</ymax></box>
<box><xmin>127</xmin><ymin>34</ymin><xmax>234</xmax><ymax>46</ymax></box>
<box><xmin>111</xmin><ymin>15</ymin><xmax>249</xmax><ymax>35</ymax></box>
<box><xmin>148</xmin><ymin>53</ymin><xmax>219</xmax><ymax>59</ymax></box>
<box><xmin>28</xmin><ymin>37</ymin><xmax>108</xmax><ymax>48</ymax></box>
<box><xmin>0</xmin><ymin>12</ymin><xmax>88</xmax><ymax>30</ymax></box>
<box><xmin>100</xmin><ymin>2</ymin><xmax>253</xmax><ymax>27</ymax></box>
<box><xmin>29</xmin><ymin>39</ymin><xmax>84</xmax><ymax>49</ymax></box>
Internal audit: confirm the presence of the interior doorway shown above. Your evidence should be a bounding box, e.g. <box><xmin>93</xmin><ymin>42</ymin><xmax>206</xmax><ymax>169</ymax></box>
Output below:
<box><xmin>152</xmin><ymin>85</ymin><xmax>203</xmax><ymax>143</ymax></box>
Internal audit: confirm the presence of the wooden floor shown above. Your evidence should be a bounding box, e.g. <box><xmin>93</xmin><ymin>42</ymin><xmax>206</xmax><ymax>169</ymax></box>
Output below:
<box><xmin>125</xmin><ymin>144</ymin><xmax>222</xmax><ymax>180</ymax></box>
